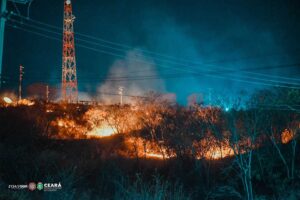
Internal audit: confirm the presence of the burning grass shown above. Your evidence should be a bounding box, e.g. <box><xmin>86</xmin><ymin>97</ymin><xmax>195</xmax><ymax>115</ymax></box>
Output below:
<box><xmin>1</xmin><ymin>96</ymin><xmax>298</xmax><ymax>162</ymax></box>
<box><xmin>86</xmin><ymin>125</ymin><xmax>117</xmax><ymax>138</ymax></box>
<box><xmin>41</xmin><ymin>102</ymin><xmax>298</xmax><ymax>161</ymax></box>
<box><xmin>0</xmin><ymin>89</ymin><xmax>299</xmax><ymax>199</ymax></box>
<box><xmin>1</xmin><ymin>96</ymin><xmax>35</xmax><ymax>107</ymax></box>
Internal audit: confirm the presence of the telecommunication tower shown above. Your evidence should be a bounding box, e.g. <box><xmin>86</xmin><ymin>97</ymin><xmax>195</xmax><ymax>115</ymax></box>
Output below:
<box><xmin>62</xmin><ymin>0</ymin><xmax>78</xmax><ymax>102</ymax></box>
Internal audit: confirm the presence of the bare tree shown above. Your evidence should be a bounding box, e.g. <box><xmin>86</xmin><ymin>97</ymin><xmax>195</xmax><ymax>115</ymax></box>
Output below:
<box><xmin>227</xmin><ymin>109</ymin><xmax>263</xmax><ymax>200</ymax></box>
<box><xmin>255</xmin><ymin>88</ymin><xmax>300</xmax><ymax>181</ymax></box>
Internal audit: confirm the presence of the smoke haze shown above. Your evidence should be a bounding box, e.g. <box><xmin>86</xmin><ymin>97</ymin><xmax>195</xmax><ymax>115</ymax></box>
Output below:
<box><xmin>97</xmin><ymin>49</ymin><xmax>165</xmax><ymax>104</ymax></box>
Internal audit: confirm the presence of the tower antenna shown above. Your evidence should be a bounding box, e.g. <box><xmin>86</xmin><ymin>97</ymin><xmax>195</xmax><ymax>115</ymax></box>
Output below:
<box><xmin>62</xmin><ymin>0</ymin><xmax>78</xmax><ymax>102</ymax></box>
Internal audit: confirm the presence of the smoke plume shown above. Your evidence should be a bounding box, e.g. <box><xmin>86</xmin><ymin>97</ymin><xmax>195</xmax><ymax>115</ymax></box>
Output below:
<box><xmin>97</xmin><ymin>49</ymin><xmax>165</xmax><ymax>104</ymax></box>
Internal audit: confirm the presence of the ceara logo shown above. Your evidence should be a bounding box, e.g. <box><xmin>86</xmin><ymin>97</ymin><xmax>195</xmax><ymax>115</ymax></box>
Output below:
<box><xmin>37</xmin><ymin>182</ymin><xmax>43</xmax><ymax>191</ymax></box>
<box><xmin>44</xmin><ymin>182</ymin><xmax>62</xmax><ymax>192</ymax></box>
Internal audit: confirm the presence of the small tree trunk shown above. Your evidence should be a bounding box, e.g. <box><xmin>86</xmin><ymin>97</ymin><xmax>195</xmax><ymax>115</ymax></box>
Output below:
<box><xmin>291</xmin><ymin>139</ymin><xmax>297</xmax><ymax>180</ymax></box>
<box><xmin>271</xmin><ymin>137</ymin><xmax>291</xmax><ymax>179</ymax></box>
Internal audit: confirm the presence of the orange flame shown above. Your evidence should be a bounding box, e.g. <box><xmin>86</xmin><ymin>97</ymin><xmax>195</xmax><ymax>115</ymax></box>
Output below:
<box><xmin>87</xmin><ymin>125</ymin><xmax>117</xmax><ymax>138</ymax></box>
<box><xmin>18</xmin><ymin>99</ymin><xmax>35</xmax><ymax>106</ymax></box>
<box><xmin>123</xmin><ymin>137</ymin><xmax>174</xmax><ymax>160</ymax></box>
<box><xmin>281</xmin><ymin>129</ymin><xmax>294</xmax><ymax>144</ymax></box>
<box><xmin>205</xmin><ymin>145</ymin><xmax>234</xmax><ymax>160</ymax></box>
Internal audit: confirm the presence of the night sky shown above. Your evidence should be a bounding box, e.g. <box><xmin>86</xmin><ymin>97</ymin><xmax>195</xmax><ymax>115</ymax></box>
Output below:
<box><xmin>2</xmin><ymin>0</ymin><xmax>300</xmax><ymax>104</ymax></box>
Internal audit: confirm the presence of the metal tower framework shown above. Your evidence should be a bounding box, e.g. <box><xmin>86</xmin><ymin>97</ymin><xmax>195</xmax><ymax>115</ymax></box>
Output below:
<box><xmin>62</xmin><ymin>0</ymin><xmax>78</xmax><ymax>102</ymax></box>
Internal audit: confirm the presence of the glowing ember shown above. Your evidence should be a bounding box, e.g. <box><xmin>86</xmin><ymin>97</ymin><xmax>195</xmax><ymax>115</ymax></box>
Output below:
<box><xmin>3</xmin><ymin>97</ymin><xmax>13</xmax><ymax>104</ymax></box>
<box><xmin>281</xmin><ymin>129</ymin><xmax>294</xmax><ymax>144</ymax></box>
<box><xmin>58</xmin><ymin>120</ymin><xmax>64</xmax><ymax>127</ymax></box>
<box><xmin>51</xmin><ymin>118</ymin><xmax>87</xmax><ymax>139</ymax></box>
<box><xmin>87</xmin><ymin>125</ymin><xmax>117</xmax><ymax>138</ymax></box>
<box><xmin>205</xmin><ymin>146</ymin><xmax>234</xmax><ymax>160</ymax></box>
<box><xmin>145</xmin><ymin>153</ymin><xmax>165</xmax><ymax>159</ymax></box>
<box><xmin>122</xmin><ymin>137</ymin><xmax>174</xmax><ymax>160</ymax></box>
<box><xmin>194</xmin><ymin>138</ymin><xmax>236</xmax><ymax>160</ymax></box>
<box><xmin>18</xmin><ymin>99</ymin><xmax>35</xmax><ymax>106</ymax></box>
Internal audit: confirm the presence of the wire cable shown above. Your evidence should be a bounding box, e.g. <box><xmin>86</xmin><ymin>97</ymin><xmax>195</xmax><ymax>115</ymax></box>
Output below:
<box><xmin>6</xmin><ymin>23</ymin><xmax>300</xmax><ymax>89</ymax></box>
<box><xmin>8</xmin><ymin>17</ymin><xmax>300</xmax><ymax>84</ymax></box>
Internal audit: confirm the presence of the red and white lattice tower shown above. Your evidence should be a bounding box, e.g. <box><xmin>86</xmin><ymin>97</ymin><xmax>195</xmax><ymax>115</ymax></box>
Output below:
<box><xmin>62</xmin><ymin>0</ymin><xmax>78</xmax><ymax>102</ymax></box>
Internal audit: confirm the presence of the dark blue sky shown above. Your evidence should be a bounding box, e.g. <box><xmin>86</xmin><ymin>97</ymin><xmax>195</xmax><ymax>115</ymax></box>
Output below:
<box><xmin>2</xmin><ymin>0</ymin><xmax>300</xmax><ymax>104</ymax></box>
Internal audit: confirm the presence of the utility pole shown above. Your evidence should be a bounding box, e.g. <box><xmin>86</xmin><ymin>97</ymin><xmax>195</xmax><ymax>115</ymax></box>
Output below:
<box><xmin>19</xmin><ymin>65</ymin><xmax>24</xmax><ymax>101</ymax></box>
<box><xmin>46</xmin><ymin>85</ymin><xmax>49</xmax><ymax>103</ymax></box>
<box><xmin>0</xmin><ymin>0</ymin><xmax>31</xmax><ymax>89</ymax></box>
<box><xmin>0</xmin><ymin>0</ymin><xmax>7</xmax><ymax>89</ymax></box>
<box><xmin>208</xmin><ymin>88</ymin><xmax>212</xmax><ymax>106</ymax></box>
<box><xmin>118</xmin><ymin>86</ymin><xmax>124</xmax><ymax>105</ymax></box>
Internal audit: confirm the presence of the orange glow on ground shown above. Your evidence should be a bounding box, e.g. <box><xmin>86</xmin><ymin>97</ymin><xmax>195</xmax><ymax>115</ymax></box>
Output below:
<box><xmin>18</xmin><ymin>99</ymin><xmax>35</xmax><ymax>106</ymax></box>
<box><xmin>58</xmin><ymin>120</ymin><xmax>64</xmax><ymax>127</ymax></box>
<box><xmin>145</xmin><ymin>153</ymin><xmax>165</xmax><ymax>159</ymax></box>
<box><xmin>205</xmin><ymin>146</ymin><xmax>234</xmax><ymax>160</ymax></box>
<box><xmin>45</xmin><ymin>105</ymin><xmax>294</xmax><ymax>160</ymax></box>
<box><xmin>51</xmin><ymin>118</ymin><xmax>87</xmax><ymax>139</ymax></box>
<box><xmin>122</xmin><ymin>137</ymin><xmax>175</xmax><ymax>160</ymax></box>
<box><xmin>87</xmin><ymin>125</ymin><xmax>117</xmax><ymax>138</ymax></box>
<box><xmin>2</xmin><ymin>97</ymin><xmax>35</xmax><ymax>107</ymax></box>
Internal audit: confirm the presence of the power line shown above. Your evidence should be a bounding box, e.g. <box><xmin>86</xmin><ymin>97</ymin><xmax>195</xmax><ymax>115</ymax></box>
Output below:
<box><xmin>14</xmin><ymin>12</ymin><xmax>300</xmax><ymax>71</ymax></box>
<box><xmin>11</xmin><ymin>12</ymin><xmax>205</xmax><ymax>65</ymax></box>
<box><xmin>256</xmin><ymin>105</ymin><xmax>300</xmax><ymax>113</ymax></box>
<box><xmin>9</xmin><ymin>13</ymin><xmax>300</xmax><ymax>83</ymax></box>
<box><xmin>7</xmin><ymin>18</ymin><xmax>300</xmax><ymax>85</ymax></box>
<box><xmin>6</xmin><ymin>65</ymin><xmax>300</xmax><ymax>90</ymax></box>
<box><xmin>6</xmin><ymin>23</ymin><xmax>300</xmax><ymax>89</ymax></box>
<box><xmin>8</xmin><ymin>17</ymin><xmax>216</xmax><ymax>73</ymax></box>
<box><xmin>17</xmin><ymin>72</ymin><xmax>300</xmax><ymax>86</ymax></box>
<box><xmin>97</xmin><ymin>92</ymin><xmax>149</xmax><ymax>99</ymax></box>
<box><xmin>206</xmin><ymin>63</ymin><xmax>300</xmax><ymax>82</ymax></box>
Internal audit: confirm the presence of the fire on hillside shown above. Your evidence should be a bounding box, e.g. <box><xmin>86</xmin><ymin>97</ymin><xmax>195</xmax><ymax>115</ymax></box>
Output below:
<box><xmin>43</xmin><ymin>104</ymin><xmax>298</xmax><ymax>160</ymax></box>
<box><xmin>1</xmin><ymin>96</ymin><xmax>298</xmax><ymax>161</ymax></box>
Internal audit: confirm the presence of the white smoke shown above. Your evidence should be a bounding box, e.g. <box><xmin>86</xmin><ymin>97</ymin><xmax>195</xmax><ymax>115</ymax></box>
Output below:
<box><xmin>97</xmin><ymin>49</ymin><xmax>166</xmax><ymax>104</ymax></box>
